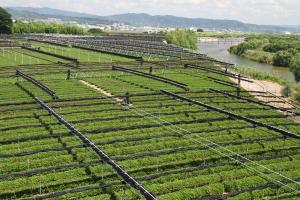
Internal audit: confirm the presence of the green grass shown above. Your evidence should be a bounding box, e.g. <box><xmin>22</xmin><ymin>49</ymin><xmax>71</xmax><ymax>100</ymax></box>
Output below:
<box><xmin>232</xmin><ymin>66</ymin><xmax>290</xmax><ymax>85</ymax></box>
<box><xmin>0</xmin><ymin>47</ymin><xmax>67</xmax><ymax>67</ymax></box>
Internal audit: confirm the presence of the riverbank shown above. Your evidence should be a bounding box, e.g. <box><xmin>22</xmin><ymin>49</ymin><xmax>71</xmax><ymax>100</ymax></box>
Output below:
<box><xmin>234</xmin><ymin>50</ymin><xmax>274</xmax><ymax>65</ymax></box>
<box><xmin>231</xmin><ymin>66</ymin><xmax>289</xmax><ymax>85</ymax></box>
<box><xmin>229</xmin><ymin>77</ymin><xmax>292</xmax><ymax>108</ymax></box>
<box><xmin>227</xmin><ymin>34</ymin><xmax>300</xmax><ymax>82</ymax></box>
<box><xmin>197</xmin><ymin>37</ymin><xmax>299</xmax><ymax>104</ymax></box>
<box><xmin>198</xmin><ymin>38</ymin><xmax>295</xmax><ymax>81</ymax></box>
<box><xmin>230</xmin><ymin>66</ymin><xmax>300</xmax><ymax>105</ymax></box>
<box><xmin>228</xmin><ymin>46</ymin><xmax>278</xmax><ymax>67</ymax></box>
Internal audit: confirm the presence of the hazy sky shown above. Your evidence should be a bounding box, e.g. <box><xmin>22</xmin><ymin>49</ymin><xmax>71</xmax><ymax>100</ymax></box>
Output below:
<box><xmin>0</xmin><ymin>0</ymin><xmax>299</xmax><ymax>25</ymax></box>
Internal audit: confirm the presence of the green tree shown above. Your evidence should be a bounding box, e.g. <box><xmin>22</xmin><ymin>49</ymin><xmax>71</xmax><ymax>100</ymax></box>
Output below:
<box><xmin>0</xmin><ymin>7</ymin><xmax>13</xmax><ymax>34</ymax></box>
<box><xmin>166</xmin><ymin>29</ymin><xmax>198</xmax><ymax>50</ymax></box>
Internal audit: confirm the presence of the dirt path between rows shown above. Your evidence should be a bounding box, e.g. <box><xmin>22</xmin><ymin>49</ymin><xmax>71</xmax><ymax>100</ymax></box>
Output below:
<box><xmin>230</xmin><ymin>77</ymin><xmax>283</xmax><ymax>96</ymax></box>
<box><xmin>79</xmin><ymin>80</ymin><xmax>124</xmax><ymax>104</ymax></box>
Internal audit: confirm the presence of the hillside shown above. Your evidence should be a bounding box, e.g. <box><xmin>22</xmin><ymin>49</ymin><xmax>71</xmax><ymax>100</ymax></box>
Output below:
<box><xmin>105</xmin><ymin>13</ymin><xmax>295</xmax><ymax>32</ymax></box>
<box><xmin>0</xmin><ymin>34</ymin><xmax>299</xmax><ymax>199</ymax></box>
<box><xmin>6</xmin><ymin>7</ymin><xmax>299</xmax><ymax>32</ymax></box>
<box><xmin>6</xmin><ymin>7</ymin><xmax>114</xmax><ymax>25</ymax></box>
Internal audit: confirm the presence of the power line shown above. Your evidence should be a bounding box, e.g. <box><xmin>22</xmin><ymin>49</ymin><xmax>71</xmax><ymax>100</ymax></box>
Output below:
<box><xmin>125</xmin><ymin>103</ymin><xmax>300</xmax><ymax>193</ymax></box>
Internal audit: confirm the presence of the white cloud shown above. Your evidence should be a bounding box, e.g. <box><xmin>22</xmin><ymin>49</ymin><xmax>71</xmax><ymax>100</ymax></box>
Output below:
<box><xmin>0</xmin><ymin>0</ymin><xmax>299</xmax><ymax>25</ymax></box>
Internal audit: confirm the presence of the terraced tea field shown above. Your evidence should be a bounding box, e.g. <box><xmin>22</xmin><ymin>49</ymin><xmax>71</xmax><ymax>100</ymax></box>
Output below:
<box><xmin>0</xmin><ymin>34</ymin><xmax>299</xmax><ymax>200</ymax></box>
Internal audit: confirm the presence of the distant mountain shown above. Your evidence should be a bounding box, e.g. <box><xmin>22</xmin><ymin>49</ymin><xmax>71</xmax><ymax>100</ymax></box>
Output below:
<box><xmin>280</xmin><ymin>25</ymin><xmax>300</xmax><ymax>29</ymax></box>
<box><xmin>6</xmin><ymin>7</ymin><xmax>114</xmax><ymax>25</ymax></box>
<box><xmin>7</xmin><ymin>7</ymin><xmax>100</xmax><ymax>19</ymax></box>
<box><xmin>106</xmin><ymin>13</ymin><xmax>245</xmax><ymax>28</ymax></box>
<box><xmin>105</xmin><ymin>13</ymin><xmax>298</xmax><ymax>32</ymax></box>
<box><xmin>5</xmin><ymin>7</ymin><xmax>300</xmax><ymax>33</ymax></box>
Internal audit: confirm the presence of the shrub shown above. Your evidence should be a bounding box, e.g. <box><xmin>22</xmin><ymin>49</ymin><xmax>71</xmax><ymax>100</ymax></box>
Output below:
<box><xmin>289</xmin><ymin>55</ymin><xmax>300</xmax><ymax>82</ymax></box>
<box><xmin>88</xmin><ymin>28</ymin><xmax>108</xmax><ymax>35</ymax></box>
<box><xmin>282</xmin><ymin>85</ymin><xmax>292</xmax><ymax>97</ymax></box>
<box><xmin>283</xmin><ymin>83</ymin><xmax>300</xmax><ymax>103</ymax></box>
<box><xmin>263</xmin><ymin>42</ymin><xmax>291</xmax><ymax>53</ymax></box>
<box><xmin>272</xmin><ymin>49</ymin><xmax>297</xmax><ymax>67</ymax></box>
<box><xmin>292</xmin><ymin>84</ymin><xmax>300</xmax><ymax>103</ymax></box>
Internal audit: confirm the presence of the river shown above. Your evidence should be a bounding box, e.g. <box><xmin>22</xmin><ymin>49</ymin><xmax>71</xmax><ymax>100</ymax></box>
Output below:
<box><xmin>198</xmin><ymin>38</ymin><xmax>295</xmax><ymax>81</ymax></box>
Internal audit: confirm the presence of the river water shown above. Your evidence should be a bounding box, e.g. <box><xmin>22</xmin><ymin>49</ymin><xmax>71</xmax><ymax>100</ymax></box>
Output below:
<box><xmin>198</xmin><ymin>38</ymin><xmax>295</xmax><ymax>81</ymax></box>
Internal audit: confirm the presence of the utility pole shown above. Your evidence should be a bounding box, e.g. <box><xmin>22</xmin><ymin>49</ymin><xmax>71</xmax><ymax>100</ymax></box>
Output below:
<box><xmin>237</xmin><ymin>74</ymin><xmax>241</xmax><ymax>97</ymax></box>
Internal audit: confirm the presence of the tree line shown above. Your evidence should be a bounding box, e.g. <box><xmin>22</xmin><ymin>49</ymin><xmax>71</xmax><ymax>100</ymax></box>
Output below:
<box><xmin>0</xmin><ymin>7</ymin><xmax>105</xmax><ymax>35</ymax></box>
<box><xmin>13</xmin><ymin>21</ymin><xmax>87</xmax><ymax>35</ymax></box>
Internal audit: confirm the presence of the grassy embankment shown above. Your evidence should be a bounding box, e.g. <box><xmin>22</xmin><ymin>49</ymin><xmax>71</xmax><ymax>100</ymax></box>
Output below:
<box><xmin>235</xmin><ymin>67</ymin><xmax>300</xmax><ymax>102</ymax></box>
